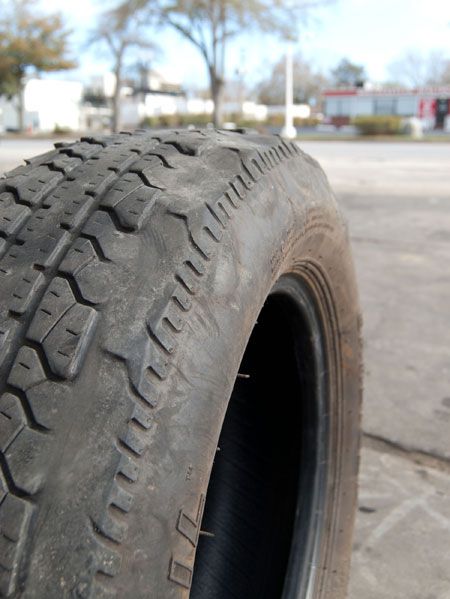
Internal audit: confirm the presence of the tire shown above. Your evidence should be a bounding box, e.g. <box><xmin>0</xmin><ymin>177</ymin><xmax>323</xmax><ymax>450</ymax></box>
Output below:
<box><xmin>0</xmin><ymin>129</ymin><xmax>361</xmax><ymax>599</ymax></box>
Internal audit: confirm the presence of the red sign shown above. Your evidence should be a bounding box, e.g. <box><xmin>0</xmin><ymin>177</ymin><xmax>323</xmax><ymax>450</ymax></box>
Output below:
<box><xmin>418</xmin><ymin>98</ymin><xmax>436</xmax><ymax>118</ymax></box>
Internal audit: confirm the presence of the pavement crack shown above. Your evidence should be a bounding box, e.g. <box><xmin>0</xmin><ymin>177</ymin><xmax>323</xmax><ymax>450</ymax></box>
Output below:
<box><xmin>362</xmin><ymin>432</ymin><xmax>450</xmax><ymax>474</ymax></box>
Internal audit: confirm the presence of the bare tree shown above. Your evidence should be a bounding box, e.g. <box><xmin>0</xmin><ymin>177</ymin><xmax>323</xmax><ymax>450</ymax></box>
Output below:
<box><xmin>388</xmin><ymin>50</ymin><xmax>450</xmax><ymax>88</ymax></box>
<box><xmin>330</xmin><ymin>58</ymin><xmax>366</xmax><ymax>87</ymax></box>
<box><xmin>128</xmin><ymin>0</ymin><xmax>328</xmax><ymax>127</ymax></box>
<box><xmin>256</xmin><ymin>53</ymin><xmax>328</xmax><ymax>105</ymax></box>
<box><xmin>88</xmin><ymin>6</ymin><xmax>156</xmax><ymax>132</ymax></box>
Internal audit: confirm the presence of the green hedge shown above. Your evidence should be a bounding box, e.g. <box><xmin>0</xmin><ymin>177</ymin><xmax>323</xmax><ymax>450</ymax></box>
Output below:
<box><xmin>352</xmin><ymin>115</ymin><xmax>403</xmax><ymax>136</ymax></box>
<box><xmin>140</xmin><ymin>113</ymin><xmax>321</xmax><ymax>130</ymax></box>
<box><xmin>264</xmin><ymin>115</ymin><xmax>321</xmax><ymax>127</ymax></box>
<box><xmin>140</xmin><ymin>114</ymin><xmax>213</xmax><ymax>128</ymax></box>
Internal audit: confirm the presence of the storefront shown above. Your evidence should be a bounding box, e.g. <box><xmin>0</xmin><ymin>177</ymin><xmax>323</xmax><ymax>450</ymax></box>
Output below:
<box><xmin>323</xmin><ymin>87</ymin><xmax>450</xmax><ymax>129</ymax></box>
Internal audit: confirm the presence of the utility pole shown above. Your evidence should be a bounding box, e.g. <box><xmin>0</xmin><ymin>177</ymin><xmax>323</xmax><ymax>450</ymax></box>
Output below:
<box><xmin>281</xmin><ymin>44</ymin><xmax>297</xmax><ymax>139</ymax></box>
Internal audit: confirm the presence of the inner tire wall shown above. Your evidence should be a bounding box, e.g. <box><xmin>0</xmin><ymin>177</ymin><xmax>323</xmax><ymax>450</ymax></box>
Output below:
<box><xmin>192</xmin><ymin>287</ymin><xmax>318</xmax><ymax>598</ymax></box>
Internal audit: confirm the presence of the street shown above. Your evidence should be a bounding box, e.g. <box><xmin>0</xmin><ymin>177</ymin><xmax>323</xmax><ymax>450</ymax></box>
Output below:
<box><xmin>2</xmin><ymin>138</ymin><xmax>450</xmax><ymax>598</ymax></box>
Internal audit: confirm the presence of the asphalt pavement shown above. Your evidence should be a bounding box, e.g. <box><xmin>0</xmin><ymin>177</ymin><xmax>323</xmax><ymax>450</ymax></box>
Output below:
<box><xmin>301</xmin><ymin>140</ymin><xmax>450</xmax><ymax>599</ymax></box>
<box><xmin>1</xmin><ymin>137</ymin><xmax>450</xmax><ymax>598</ymax></box>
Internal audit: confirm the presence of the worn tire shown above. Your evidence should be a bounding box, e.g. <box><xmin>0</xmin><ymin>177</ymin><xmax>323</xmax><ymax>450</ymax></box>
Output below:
<box><xmin>0</xmin><ymin>129</ymin><xmax>361</xmax><ymax>598</ymax></box>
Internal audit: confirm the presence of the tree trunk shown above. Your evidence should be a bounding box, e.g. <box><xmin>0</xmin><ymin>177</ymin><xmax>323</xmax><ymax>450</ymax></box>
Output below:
<box><xmin>17</xmin><ymin>80</ymin><xmax>25</xmax><ymax>132</ymax></box>
<box><xmin>112</xmin><ymin>53</ymin><xmax>123</xmax><ymax>133</ymax></box>
<box><xmin>210</xmin><ymin>69</ymin><xmax>224</xmax><ymax>128</ymax></box>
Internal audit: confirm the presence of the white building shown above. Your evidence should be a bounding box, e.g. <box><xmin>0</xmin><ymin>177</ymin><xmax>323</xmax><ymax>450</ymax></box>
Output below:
<box><xmin>0</xmin><ymin>78</ymin><xmax>83</xmax><ymax>132</ymax></box>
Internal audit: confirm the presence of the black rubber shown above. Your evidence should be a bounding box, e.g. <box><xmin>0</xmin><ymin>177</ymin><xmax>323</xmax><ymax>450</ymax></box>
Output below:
<box><xmin>0</xmin><ymin>129</ymin><xmax>362</xmax><ymax>599</ymax></box>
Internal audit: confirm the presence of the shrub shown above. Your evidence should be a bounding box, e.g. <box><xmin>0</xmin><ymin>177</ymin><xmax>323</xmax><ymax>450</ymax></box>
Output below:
<box><xmin>179</xmin><ymin>113</ymin><xmax>213</xmax><ymax>127</ymax></box>
<box><xmin>294</xmin><ymin>116</ymin><xmax>321</xmax><ymax>127</ymax></box>
<box><xmin>53</xmin><ymin>124</ymin><xmax>72</xmax><ymax>135</ymax></box>
<box><xmin>140</xmin><ymin>113</ymin><xmax>214</xmax><ymax>129</ymax></box>
<box><xmin>266</xmin><ymin>113</ymin><xmax>284</xmax><ymax>127</ymax></box>
<box><xmin>352</xmin><ymin>115</ymin><xmax>403</xmax><ymax>136</ymax></box>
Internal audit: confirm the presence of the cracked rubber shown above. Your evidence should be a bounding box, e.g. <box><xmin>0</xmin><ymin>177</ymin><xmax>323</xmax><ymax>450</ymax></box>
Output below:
<box><xmin>0</xmin><ymin>129</ymin><xmax>361</xmax><ymax>598</ymax></box>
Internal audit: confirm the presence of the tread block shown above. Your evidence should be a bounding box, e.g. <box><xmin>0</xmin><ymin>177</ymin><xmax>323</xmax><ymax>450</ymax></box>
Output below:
<box><xmin>60</xmin><ymin>195</ymin><xmax>95</xmax><ymax>231</ymax></box>
<box><xmin>5</xmin><ymin>427</ymin><xmax>51</xmax><ymax>494</ymax></box>
<box><xmin>0</xmin><ymin>494</ymin><xmax>32</xmax><ymax>542</ymax></box>
<box><xmin>0</xmin><ymin>494</ymin><xmax>33</xmax><ymax>596</ymax></box>
<box><xmin>25</xmin><ymin>149</ymin><xmax>61</xmax><ymax>166</ymax></box>
<box><xmin>25</xmin><ymin>379</ymin><xmax>68</xmax><ymax>429</ymax></box>
<box><xmin>119</xmin><ymin>427</ymin><xmax>147</xmax><ymax>456</ymax></box>
<box><xmin>139</xmin><ymin>161</ymin><xmax>169</xmax><ymax>190</ymax></box>
<box><xmin>114</xmin><ymin>188</ymin><xmax>158</xmax><ymax>231</ymax></box>
<box><xmin>7</xmin><ymin>166</ymin><xmax>64</xmax><ymax>206</ymax></box>
<box><xmin>176</xmin><ymin>263</ymin><xmax>200</xmax><ymax>295</ymax></box>
<box><xmin>43</xmin><ymin>179</ymin><xmax>84</xmax><ymax>208</ymax></box>
<box><xmin>0</xmin><ymin>472</ymin><xmax>6</xmax><ymax>504</ymax></box>
<box><xmin>60</xmin><ymin>240</ymin><xmax>113</xmax><ymax>305</ymax></box>
<box><xmin>61</xmin><ymin>141</ymin><xmax>104</xmax><ymax>161</ymax></box>
<box><xmin>138</xmin><ymin>145</ymin><xmax>181</xmax><ymax>169</ymax></box>
<box><xmin>27</xmin><ymin>277</ymin><xmax>76</xmax><ymax>344</ymax></box>
<box><xmin>0</xmin><ymin>319</ymin><xmax>20</xmax><ymax>366</ymax></box>
<box><xmin>240</xmin><ymin>152</ymin><xmax>267</xmax><ymax>181</ymax></box>
<box><xmin>95</xmin><ymin>511</ymin><xmax>126</xmax><ymax>544</ymax></box>
<box><xmin>100</xmin><ymin>149</ymin><xmax>138</xmax><ymax>175</ymax></box>
<box><xmin>160</xmin><ymin>133</ymin><xmax>207</xmax><ymax>157</ymax></box>
<box><xmin>2</xmin><ymin>163</ymin><xmax>29</xmax><ymax>178</ymax></box>
<box><xmin>94</xmin><ymin>542</ymin><xmax>121</xmax><ymax>577</ymax></box>
<box><xmin>82</xmin><ymin>212</ymin><xmax>119</xmax><ymax>261</ymax></box>
<box><xmin>48</xmin><ymin>155</ymin><xmax>82</xmax><ymax>174</ymax></box>
<box><xmin>168</xmin><ymin>559</ymin><xmax>192</xmax><ymax>589</ymax></box>
<box><xmin>59</xmin><ymin>237</ymin><xmax>96</xmax><ymax>275</ymax></box>
<box><xmin>207</xmin><ymin>196</ymin><xmax>232</xmax><ymax>226</ymax></box>
<box><xmin>8</xmin><ymin>347</ymin><xmax>46</xmax><ymax>392</ymax></box>
<box><xmin>43</xmin><ymin>181</ymin><xmax>95</xmax><ymax>230</ymax></box>
<box><xmin>171</xmin><ymin>204</ymin><xmax>222</xmax><ymax>259</ymax></box>
<box><xmin>9</xmin><ymin>269</ymin><xmax>45</xmax><ymax>316</ymax></box>
<box><xmin>0</xmin><ymin>393</ymin><xmax>25</xmax><ymax>452</ymax></box>
<box><xmin>102</xmin><ymin>171</ymin><xmax>160</xmax><ymax>231</ymax></box>
<box><xmin>109</xmin><ymin>483</ymin><xmax>133</xmax><ymax>513</ymax></box>
<box><xmin>43</xmin><ymin>303</ymin><xmax>98</xmax><ymax>380</ymax></box>
<box><xmin>117</xmin><ymin>453</ymin><xmax>139</xmax><ymax>483</ymax></box>
<box><xmin>130</xmin><ymin>154</ymin><xmax>169</xmax><ymax>178</ymax></box>
<box><xmin>146</xmin><ymin>292</ymin><xmax>183</xmax><ymax>355</ymax></box>
<box><xmin>72</xmin><ymin>262</ymin><xmax>112</xmax><ymax>305</ymax></box>
<box><xmin>0</xmin><ymin>192</ymin><xmax>31</xmax><ymax>236</ymax></box>
<box><xmin>14</xmin><ymin>207</ymin><xmax>52</xmax><ymax>242</ymax></box>
<box><xmin>131</xmin><ymin>404</ymin><xmax>152</xmax><ymax>430</ymax></box>
<box><xmin>67</xmin><ymin>160</ymin><xmax>118</xmax><ymax>197</ymax></box>
<box><xmin>101</xmin><ymin>173</ymin><xmax>141</xmax><ymax>208</ymax></box>
<box><xmin>85</xmin><ymin>580</ymin><xmax>117</xmax><ymax>599</ymax></box>
<box><xmin>31</xmin><ymin>229</ymin><xmax>71</xmax><ymax>269</ymax></box>
<box><xmin>0</xmin><ymin>535</ymin><xmax>15</xmax><ymax>570</ymax></box>
<box><xmin>172</xmin><ymin>285</ymin><xmax>192</xmax><ymax>312</ymax></box>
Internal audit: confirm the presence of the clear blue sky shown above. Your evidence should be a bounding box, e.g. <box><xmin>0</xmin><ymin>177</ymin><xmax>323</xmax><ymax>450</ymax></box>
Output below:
<box><xmin>41</xmin><ymin>0</ymin><xmax>450</xmax><ymax>87</ymax></box>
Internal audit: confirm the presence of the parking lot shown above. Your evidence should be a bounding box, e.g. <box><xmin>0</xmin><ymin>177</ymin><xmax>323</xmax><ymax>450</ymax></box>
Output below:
<box><xmin>1</xmin><ymin>137</ymin><xmax>450</xmax><ymax>598</ymax></box>
<box><xmin>301</xmin><ymin>141</ymin><xmax>450</xmax><ymax>599</ymax></box>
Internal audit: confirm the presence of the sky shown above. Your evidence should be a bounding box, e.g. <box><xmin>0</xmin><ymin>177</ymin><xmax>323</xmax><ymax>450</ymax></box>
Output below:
<box><xmin>40</xmin><ymin>0</ymin><xmax>450</xmax><ymax>89</ymax></box>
